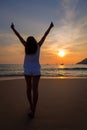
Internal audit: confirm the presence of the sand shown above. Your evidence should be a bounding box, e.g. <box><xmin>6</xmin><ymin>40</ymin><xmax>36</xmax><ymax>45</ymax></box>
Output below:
<box><xmin>0</xmin><ymin>78</ymin><xmax>87</xmax><ymax>130</ymax></box>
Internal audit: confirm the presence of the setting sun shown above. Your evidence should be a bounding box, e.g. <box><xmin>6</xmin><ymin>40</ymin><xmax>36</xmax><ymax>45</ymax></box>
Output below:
<box><xmin>58</xmin><ymin>50</ymin><xmax>66</xmax><ymax>57</ymax></box>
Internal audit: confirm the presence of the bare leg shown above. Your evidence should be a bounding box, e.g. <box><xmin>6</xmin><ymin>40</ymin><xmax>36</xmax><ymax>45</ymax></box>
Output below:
<box><xmin>32</xmin><ymin>76</ymin><xmax>40</xmax><ymax>117</ymax></box>
<box><xmin>25</xmin><ymin>75</ymin><xmax>33</xmax><ymax>112</ymax></box>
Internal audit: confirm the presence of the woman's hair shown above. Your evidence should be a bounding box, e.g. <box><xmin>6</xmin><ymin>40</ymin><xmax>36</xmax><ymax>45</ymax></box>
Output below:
<box><xmin>25</xmin><ymin>36</ymin><xmax>37</xmax><ymax>55</ymax></box>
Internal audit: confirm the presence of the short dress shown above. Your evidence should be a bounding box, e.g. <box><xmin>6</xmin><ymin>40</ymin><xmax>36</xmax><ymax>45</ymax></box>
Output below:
<box><xmin>24</xmin><ymin>44</ymin><xmax>41</xmax><ymax>76</ymax></box>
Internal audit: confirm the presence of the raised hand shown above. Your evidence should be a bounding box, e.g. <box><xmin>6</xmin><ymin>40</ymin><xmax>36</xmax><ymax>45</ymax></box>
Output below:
<box><xmin>50</xmin><ymin>22</ymin><xmax>54</xmax><ymax>28</ymax></box>
<box><xmin>11</xmin><ymin>23</ymin><xmax>15</xmax><ymax>29</ymax></box>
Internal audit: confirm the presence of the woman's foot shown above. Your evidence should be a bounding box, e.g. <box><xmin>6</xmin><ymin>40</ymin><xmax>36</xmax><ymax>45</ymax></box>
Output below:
<box><xmin>28</xmin><ymin>111</ymin><xmax>35</xmax><ymax>119</ymax></box>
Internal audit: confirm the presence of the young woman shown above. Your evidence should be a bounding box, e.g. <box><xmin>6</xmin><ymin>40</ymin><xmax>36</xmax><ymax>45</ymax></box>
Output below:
<box><xmin>11</xmin><ymin>22</ymin><xmax>54</xmax><ymax>118</ymax></box>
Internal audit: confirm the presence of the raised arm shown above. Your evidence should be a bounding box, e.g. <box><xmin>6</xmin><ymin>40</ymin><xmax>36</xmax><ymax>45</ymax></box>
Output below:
<box><xmin>38</xmin><ymin>22</ymin><xmax>54</xmax><ymax>47</ymax></box>
<box><xmin>11</xmin><ymin>23</ymin><xmax>26</xmax><ymax>46</ymax></box>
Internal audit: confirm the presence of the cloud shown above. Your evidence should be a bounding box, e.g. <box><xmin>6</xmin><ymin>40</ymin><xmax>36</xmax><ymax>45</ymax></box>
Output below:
<box><xmin>0</xmin><ymin>33</ymin><xmax>16</xmax><ymax>46</ymax></box>
<box><xmin>51</xmin><ymin>0</ymin><xmax>87</xmax><ymax>50</ymax></box>
<box><xmin>57</xmin><ymin>0</ymin><xmax>79</xmax><ymax>23</ymax></box>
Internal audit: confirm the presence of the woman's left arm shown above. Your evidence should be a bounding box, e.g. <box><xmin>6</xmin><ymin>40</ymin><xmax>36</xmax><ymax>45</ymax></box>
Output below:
<box><xmin>11</xmin><ymin>23</ymin><xmax>26</xmax><ymax>47</ymax></box>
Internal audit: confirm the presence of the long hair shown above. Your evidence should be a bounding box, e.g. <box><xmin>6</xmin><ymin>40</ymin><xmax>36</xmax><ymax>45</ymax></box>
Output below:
<box><xmin>25</xmin><ymin>36</ymin><xmax>37</xmax><ymax>55</ymax></box>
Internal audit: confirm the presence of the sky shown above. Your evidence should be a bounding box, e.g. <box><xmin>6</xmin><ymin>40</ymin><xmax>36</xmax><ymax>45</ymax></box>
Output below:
<box><xmin>0</xmin><ymin>0</ymin><xmax>87</xmax><ymax>64</ymax></box>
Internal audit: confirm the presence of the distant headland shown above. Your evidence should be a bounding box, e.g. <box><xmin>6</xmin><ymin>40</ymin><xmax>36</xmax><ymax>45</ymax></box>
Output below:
<box><xmin>77</xmin><ymin>58</ymin><xmax>87</xmax><ymax>64</ymax></box>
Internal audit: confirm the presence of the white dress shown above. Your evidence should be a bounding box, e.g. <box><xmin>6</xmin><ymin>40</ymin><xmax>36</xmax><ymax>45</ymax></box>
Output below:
<box><xmin>24</xmin><ymin>44</ymin><xmax>41</xmax><ymax>76</ymax></box>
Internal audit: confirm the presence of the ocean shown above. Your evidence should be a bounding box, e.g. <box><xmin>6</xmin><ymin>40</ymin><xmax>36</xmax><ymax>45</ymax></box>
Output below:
<box><xmin>0</xmin><ymin>64</ymin><xmax>87</xmax><ymax>78</ymax></box>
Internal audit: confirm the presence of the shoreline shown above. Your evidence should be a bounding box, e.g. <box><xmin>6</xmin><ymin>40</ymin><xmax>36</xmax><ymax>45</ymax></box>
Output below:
<box><xmin>0</xmin><ymin>64</ymin><xmax>87</xmax><ymax>80</ymax></box>
<box><xmin>0</xmin><ymin>75</ymin><xmax>87</xmax><ymax>81</ymax></box>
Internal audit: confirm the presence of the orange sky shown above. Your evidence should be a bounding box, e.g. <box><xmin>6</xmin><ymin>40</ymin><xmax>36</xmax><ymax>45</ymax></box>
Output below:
<box><xmin>0</xmin><ymin>37</ymin><xmax>86</xmax><ymax>64</ymax></box>
<box><xmin>0</xmin><ymin>0</ymin><xmax>87</xmax><ymax>64</ymax></box>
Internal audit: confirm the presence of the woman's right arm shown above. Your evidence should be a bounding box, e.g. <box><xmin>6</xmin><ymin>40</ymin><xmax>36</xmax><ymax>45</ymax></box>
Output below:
<box><xmin>11</xmin><ymin>23</ymin><xmax>26</xmax><ymax>47</ymax></box>
<box><xmin>38</xmin><ymin>22</ymin><xmax>54</xmax><ymax>47</ymax></box>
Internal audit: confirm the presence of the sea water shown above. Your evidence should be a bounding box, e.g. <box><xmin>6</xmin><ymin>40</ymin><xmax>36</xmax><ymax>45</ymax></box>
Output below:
<box><xmin>0</xmin><ymin>64</ymin><xmax>87</xmax><ymax>78</ymax></box>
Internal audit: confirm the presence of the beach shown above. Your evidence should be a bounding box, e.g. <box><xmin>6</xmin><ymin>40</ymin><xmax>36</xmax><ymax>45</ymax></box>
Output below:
<box><xmin>0</xmin><ymin>78</ymin><xmax>87</xmax><ymax>130</ymax></box>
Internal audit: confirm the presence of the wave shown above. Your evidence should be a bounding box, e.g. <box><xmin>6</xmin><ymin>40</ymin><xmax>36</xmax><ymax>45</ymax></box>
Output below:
<box><xmin>42</xmin><ymin>67</ymin><xmax>87</xmax><ymax>71</ymax></box>
<box><xmin>0</xmin><ymin>64</ymin><xmax>87</xmax><ymax>77</ymax></box>
<box><xmin>59</xmin><ymin>67</ymin><xmax>87</xmax><ymax>71</ymax></box>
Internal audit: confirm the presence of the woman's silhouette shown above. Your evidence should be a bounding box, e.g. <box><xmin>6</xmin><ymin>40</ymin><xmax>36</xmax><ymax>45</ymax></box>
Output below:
<box><xmin>11</xmin><ymin>22</ymin><xmax>54</xmax><ymax>118</ymax></box>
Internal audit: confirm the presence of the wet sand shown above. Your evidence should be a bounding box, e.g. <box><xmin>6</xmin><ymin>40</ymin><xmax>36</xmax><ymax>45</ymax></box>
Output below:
<box><xmin>0</xmin><ymin>78</ymin><xmax>87</xmax><ymax>130</ymax></box>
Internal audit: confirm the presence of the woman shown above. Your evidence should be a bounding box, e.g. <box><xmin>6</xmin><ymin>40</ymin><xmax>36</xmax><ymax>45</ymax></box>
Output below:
<box><xmin>11</xmin><ymin>22</ymin><xmax>54</xmax><ymax>118</ymax></box>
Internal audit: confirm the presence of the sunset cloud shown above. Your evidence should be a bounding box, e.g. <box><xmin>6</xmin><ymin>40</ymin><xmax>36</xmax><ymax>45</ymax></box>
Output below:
<box><xmin>0</xmin><ymin>0</ymin><xmax>87</xmax><ymax>64</ymax></box>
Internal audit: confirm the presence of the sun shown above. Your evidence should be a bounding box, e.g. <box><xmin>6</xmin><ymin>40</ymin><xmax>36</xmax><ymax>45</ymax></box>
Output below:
<box><xmin>58</xmin><ymin>50</ymin><xmax>66</xmax><ymax>57</ymax></box>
